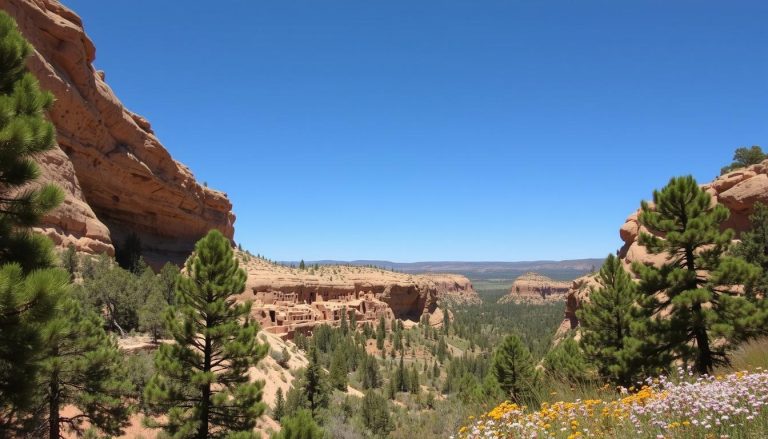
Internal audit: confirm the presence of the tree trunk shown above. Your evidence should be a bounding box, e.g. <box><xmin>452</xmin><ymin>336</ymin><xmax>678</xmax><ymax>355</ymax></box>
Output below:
<box><xmin>49</xmin><ymin>357</ymin><xmax>59</xmax><ymax>439</ymax></box>
<box><xmin>693</xmin><ymin>304</ymin><xmax>714</xmax><ymax>374</ymax></box>
<box><xmin>685</xmin><ymin>245</ymin><xmax>713</xmax><ymax>374</ymax></box>
<box><xmin>197</xmin><ymin>317</ymin><xmax>212</xmax><ymax>439</ymax></box>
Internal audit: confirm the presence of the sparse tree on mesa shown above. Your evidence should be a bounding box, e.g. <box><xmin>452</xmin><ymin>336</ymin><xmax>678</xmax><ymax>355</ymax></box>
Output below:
<box><xmin>720</xmin><ymin>145</ymin><xmax>766</xmax><ymax>175</ymax></box>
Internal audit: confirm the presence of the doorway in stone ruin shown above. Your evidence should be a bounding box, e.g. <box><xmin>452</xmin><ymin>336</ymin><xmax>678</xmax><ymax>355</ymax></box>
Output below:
<box><xmin>269</xmin><ymin>310</ymin><xmax>276</xmax><ymax>323</ymax></box>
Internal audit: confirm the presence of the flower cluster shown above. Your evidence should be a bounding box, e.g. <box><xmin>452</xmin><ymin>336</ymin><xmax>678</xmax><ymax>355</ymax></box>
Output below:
<box><xmin>457</xmin><ymin>368</ymin><xmax>768</xmax><ymax>438</ymax></box>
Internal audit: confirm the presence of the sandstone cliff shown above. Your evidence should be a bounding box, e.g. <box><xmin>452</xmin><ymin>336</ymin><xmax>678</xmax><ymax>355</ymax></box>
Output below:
<box><xmin>1</xmin><ymin>0</ymin><xmax>235</xmax><ymax>266</ymax></box>
<box><xmin>557</xmin><ymin>161</ymin><xmax>768</xmax><ymax>339</ymax></box>
<box><xmin>235</xmin><ymin>256</ymin><xmax>469</xmax><ymax>339</ymax></box>
<box><xmin>498</xmin><ymin>272</ymin><xmax>570</xmax><ymax>304</ymax></box>
<box><xmin>420</xmin><ymin>273</ymin><xmax>482</xmax><ymax>305</ymax></box>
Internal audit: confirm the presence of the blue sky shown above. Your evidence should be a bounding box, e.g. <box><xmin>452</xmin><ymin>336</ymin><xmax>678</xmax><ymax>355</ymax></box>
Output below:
<box><xmin>65</xmin><ymin>1</ymin><xmax>767</xmax><ymax>262</ymax></box>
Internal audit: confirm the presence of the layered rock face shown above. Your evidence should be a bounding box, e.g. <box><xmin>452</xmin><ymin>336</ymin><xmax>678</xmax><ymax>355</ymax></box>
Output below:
<box><xmin>421</xmin><ymin>273</ymin><xmax>482</xmax><ymax>305</ymax></box>
<box><xmin>1</xmin><ymin>0</ymin><xmax>235</xmax><ymax>265</ymax></box>
<box><xmin>238</xmin><ymin>257</ymin><xmax>463</xmax><ymax>339</ymax></box>
<box><xmin>557</xmin><ymin>161</ymin><xmax>768</xmax><ymax>338</ymax></box>
<box><xmin>498</xmin><ymin>272</ymin><xmax>570</xmax><ymax>304</ymax></box>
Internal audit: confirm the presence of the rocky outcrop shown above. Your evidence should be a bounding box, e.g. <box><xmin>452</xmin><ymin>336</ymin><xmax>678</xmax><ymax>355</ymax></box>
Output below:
<box><xmin>1</xmin><ymin>0</ymin><xmax>235</xmax><ymax>265</ymax></box>
<box><xmin>557</xmin><ymin>161</ymin><xmax>768</xmax><ymax>339</ymax></box>
<box><xmin>498</xmin><ymin>272</ymin><xmax>570</xmax><ymax>304</ymax></box>
<box><xmin>420</xmin><ymin>273</ymin><xmax>482</xmax><ymax>305</ymax></box>
<box><xmin>237</xmin><ymin>256</ymin><xmax>453</xmax><ymax>339</ymax></box>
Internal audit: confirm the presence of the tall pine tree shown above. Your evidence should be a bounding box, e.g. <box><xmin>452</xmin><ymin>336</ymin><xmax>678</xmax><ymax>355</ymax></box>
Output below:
<box><xmin>39</xmin><ymin>297</ymin><xmax>132</xmax><ymax>438</ymax></box>
<box><xmin>0</xmin><ymin>12</ymin><xmax>63</xmax><ymax>273</ymax></box>
<box><xmin>577</xmin><ymin>254</ymin><xmax>642</xmax><ymax>385</ymax></box>
<box><xmin>329</xmin><ymin>347</ymin><xmax>348</xmax><ymax>391</ymax></box>
<box><xmin>630</xmin><ymin>176</ymin><xmax>762</xmax><ymax>374</ymax></box>
<box><xmin>0</xmin><ymin>10</ymin><xmax>66</xmax><ymax>434</ymax></box>
<box><xmin>302</xmin><ymin>344</ymin><xmax>329</xmax><ymax>415</ymax></box>
<box><xmin>144</xmin><ymin>230</ymin><xmax>268</xmax><ymax>439</ymax></box>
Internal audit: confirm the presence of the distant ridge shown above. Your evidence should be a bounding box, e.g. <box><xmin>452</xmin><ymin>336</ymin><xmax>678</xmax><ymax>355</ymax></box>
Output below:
<box><xmin>277</xmin><ymin>259</ymin><xmax>603</xmax><ymax>282</ymax></box>
<box><xmin>280</xmin><ymin>259</ymin><xmax>602</xmax><ymax>270</ymax></box>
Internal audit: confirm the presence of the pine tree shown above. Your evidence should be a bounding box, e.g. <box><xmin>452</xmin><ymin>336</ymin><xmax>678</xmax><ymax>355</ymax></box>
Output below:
<box><xmin>720</xmin><ymin>145</ymin><xmax>766</xmax><ymax>175</ymax></box>
<box><xmin>577</xmin><ymin>254</ymin><xmax>641</xmax><ymax>385</ymax></box>
<box><xmin>543</xmin><ymin>337</ymin><xmax>589</xmax><ymax>383</ymax></box>
<box><xmin>395</xmin><ymin>354</ymin><xmax>408</xmax><ymax>393</ymax></box>
<box><xmin>40</xmin><ymin>297</ymin><xmax>132</xmax><ymax>439</ymax></box>
<box><xmin>138</xmin><ymin>286</ymin><xmax>167</xmax><ymax>343</ymax></box>
<box><xmin>376</xmin><ymin>316</ymin><xmax>386</xmax><ymax>351</ymax></box>
<box><xmin>273</xmin><ymin>388</ymin><xmax>285</xmax><ymax>421</ymax></box>
<box><xmin>0</xmin><ymin>265</ymin><xmax>66</xmax><ymax>434</ymax></box>
<box><xmin>360</xmin><ymin>354</ymin><xmax>381</xmax><ymax>389</ymax></box>
<box><xmin>492</xmin><ymin>334</ymin><xmax>536</xmax><ymax>402</ymax></box>
<box><xmin>631</xmin><ymin>176</ymin><xmax>762</xmax><ymax>374</ymax></box>
<box><xmin>0</xmin><ymin>11</ymin><xmax>67</xmax><ymax>431</ymax></box>
<box><xmin>158</xmin><ymin>262</ymin><xmax>180</xmax><ymax>305</ymax></box>
<box><xmin>437</xmin><ymin>336</ymin><xmax>449</xmax><ymax>363</ymax></box>
<box><xmin>733</xmin><ymin>202</ymin><xmax>768</xmax><ymax>297</ymax></box>
<box><xmin>60</xmin><ymin>244</ymin><xmax>78</xmax><ymax>281</ymax></box>
<box><xmin>339</xmin><ymin>309</ymin><xmax>348</xmax><ymax>335</ymax></box>
<box><xmin>144</xmin><ymin>230</ymin><xmax>268</xmax><ymax>439</ymax></box>
<box><xmin>329</xmin><ymin>347</ymin><xmax>348</xmax><ymax>391</ymax></box>
<box><xmin>271</xmin><ymin>409</ymin><xmax>323</xmax><ymax>439</ymax></box>
<box><xmin>361</xmin><ymin>390</ymin><xmax>392</xmax><ymax>437</ymax></box>
<box><xmin>299</xmin><ymin>259</ymin><xmax>305</xmax><ymax>270</ymax></box>
<box><xmin>303</xmin><ymin>344</ymin><xmax>329</xmax><ymax>415</ymax></box>
<box><xmin>0</xmin><ymin>14</ymin><xmax>63</xmax><ymax>273</ymax></box>
<box><xmin>409</xmin><ymin>364</ymin><xmax>420</xmax><ymax>394</ymax></box>
<box><xmin>386</xmin><ymin>378</ymin><xmax>395</xmax><ymax>400</ymax></box>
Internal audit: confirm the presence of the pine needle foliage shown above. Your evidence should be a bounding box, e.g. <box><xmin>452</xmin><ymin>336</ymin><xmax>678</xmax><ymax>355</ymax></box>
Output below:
<box><xmin>733</xmin><ymin>202</ymin><xmax>768</xmax><ymax>298</ymax></box>
<box><xmin>577</xmin><ymin>254</ymin><xmax>642</xmax><ymax>386</ymax></box>
<box><xmin>0</xmin><ymin>11</ymin><xmax>67</xmax><ymax>433</ymax></box>
<box><xmin>0</xmin><ymin>264</ymin><xmax>66</xmax><ymax>433</ymax></box>
<box><xmin>492</xmin><ymin>334</ymin><xmax>536</xmax><ymax>402</ymax></box>
<box><xmin>39</xmin><ymin>297</ymin><xmax>132</xmax><ymax>439</ymax></box>
<box><xmin>144</xmin><ymin>230</ymin><xmax>268</xmax><ymax>439</ymax></box>
<box><xmin>0</xmin><ymin>11</ymin><xmax>63</xmax><ymax>273</ymax></box>
<box><xmin>631</xmin><ymin>176</ymin><xmax>763</xmax><ymax>374</ymax></box>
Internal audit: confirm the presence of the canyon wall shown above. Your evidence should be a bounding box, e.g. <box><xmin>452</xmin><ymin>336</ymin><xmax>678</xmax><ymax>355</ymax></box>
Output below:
<box><xmin>0</xmin><ymin>0</ymin><xmax>235</xmax><ymax>266</ymax></box>
<box><xmin>238</xmin><ymin>257</ymin><xmax>479</xmax><ymax>338</ymax></box>
<box><xmin>557</xmin><ymin>162</ymin><xmax>768</xmax><ymax>338</ymax></box>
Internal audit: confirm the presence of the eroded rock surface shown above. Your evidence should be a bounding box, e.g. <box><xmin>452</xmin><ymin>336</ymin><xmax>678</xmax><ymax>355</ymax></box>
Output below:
<box><xmin>421</xmin><ymin>273</ymin><xmax>481</xmax><ymax>305</ymax></box>
<box><xmin>498</xmin><ymin>272</ymin><xmax>571</xmax><ymax>304</ymax></box>
<box><xmin>1</xmin><ymin>0</ymin><xmax>235</xmax><ymax>265</ymax></box>
<box><xmin>237</xmin><ymin>256</ymin><xmax>466</xmax><ymax>339</ymax></box>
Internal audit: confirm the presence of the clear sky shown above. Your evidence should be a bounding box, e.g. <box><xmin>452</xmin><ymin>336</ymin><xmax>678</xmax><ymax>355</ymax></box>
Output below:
<box><xmin>65</xmin><ymin>0</ymin><xmax>767</xmax><ymax>262</ymax></box>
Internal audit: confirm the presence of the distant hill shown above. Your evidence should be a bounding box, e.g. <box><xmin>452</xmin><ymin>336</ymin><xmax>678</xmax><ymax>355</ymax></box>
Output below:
<box><xmin>280</xmin><ymin>259</ymin><xmax>604</xmax><ymax>282</ymax></box>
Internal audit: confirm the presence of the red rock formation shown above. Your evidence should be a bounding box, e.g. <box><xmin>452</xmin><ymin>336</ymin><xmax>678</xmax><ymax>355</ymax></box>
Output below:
<box><xmin>498</xmin><ymin>272</ymin><xmax>571</xmax><ymax>304</ymax></box>
<box><xmin>420</xmin><ymin>273</ymin><xmax>482</xmax><ymax>305</ymax></box>
<box><xmin>557</xmin><ymin>161</ymin><xmax>768</xmax><ymax>339</ymax></box>
<box><xmin>0</xmin><ymin>0</ymin><xmax>235</xmax><ymax>265</ymax></box>
<box><xmin>237</xmin><ymin>256</ymin><xmax>455</xmax><ymax>339</ymax></box>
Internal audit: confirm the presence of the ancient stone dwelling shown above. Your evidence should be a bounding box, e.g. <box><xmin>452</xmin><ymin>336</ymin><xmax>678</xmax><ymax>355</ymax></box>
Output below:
<box><xmin>250</xmin><ymin>288</ymin><xmax>393</xmax><ymax>340</ymax></box>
